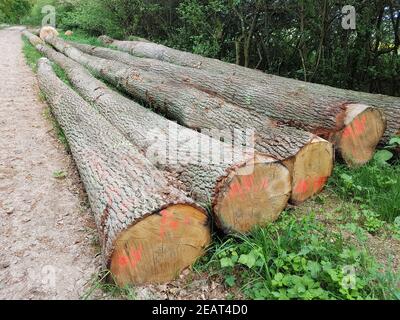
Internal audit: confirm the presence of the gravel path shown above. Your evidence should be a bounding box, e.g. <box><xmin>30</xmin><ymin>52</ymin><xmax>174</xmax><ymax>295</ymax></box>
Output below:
<box><xmin>0</xmin><ymin>27</ymin><xmax>100</xmax><ymax>300</ymax></box>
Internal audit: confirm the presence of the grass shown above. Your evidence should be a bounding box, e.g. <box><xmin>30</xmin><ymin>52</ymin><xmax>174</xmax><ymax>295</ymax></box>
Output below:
<box><xmin>22</xmin><ymin>36</ymin><xmax>42</xmax><ymax>72</ymax></box>
<box><xmin>195</xmin><ymin>145</ymin><xmax>400</xmax><ymax>300</ymax></box>
<box><xmin>82</xmin><ymin>270</ymin><xmax>136</xmax><ymax>300</ymax></box>
<box><xmin>22</xmin><ymin>35</ymin><xmax>71</xmax><ymax>150</ymax></box>
<box><xmin>59</xmin><ymin>29</ymin><xmax>105</xmax><ymax>47</ymax></box>
<box><xmin>330</xmin><ymin>154</ymin><xmax>400</xmax><ymax>223</ymax></box>
<box><xmin>196</xmin><ymin>210</ymin><xmax>399</xmax><ymax>300</ymax></box>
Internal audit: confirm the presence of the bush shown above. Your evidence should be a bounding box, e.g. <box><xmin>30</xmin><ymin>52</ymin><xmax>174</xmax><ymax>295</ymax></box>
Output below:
<box><xmin>0</xmin><ymin>0</ymin><xmax>31</xmax><ymax>24</ymax></box>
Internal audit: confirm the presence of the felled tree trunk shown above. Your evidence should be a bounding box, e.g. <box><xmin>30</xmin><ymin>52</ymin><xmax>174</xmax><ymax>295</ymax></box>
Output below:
<box><xmin>95</xmin><ymin>36</ymin><xmax>394</xmax><ymax>158</ymax></box>
<box><xmin>44</xmin><ymin>35</ymin><xmax>334</xmax><ymax>205</ymax></box>
<box><xmin>36</xmin><ymin>57</ymin><xmax>211</xmax><ymax>287</ymax></box>
<box><xmin>78</xmin><ymin>40</ymin><xmax>389</xmax><ymax>165</ymax></box>
<box><xmin>25</xmin><ymin>31</ymin><xmax>293</xmax><ymax>234</ymax></box>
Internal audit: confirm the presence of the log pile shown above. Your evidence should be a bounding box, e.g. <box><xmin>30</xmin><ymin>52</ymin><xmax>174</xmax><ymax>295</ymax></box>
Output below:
<box><xmin>36</xmin><ymin>57</ymin><xmax>210</xmax><ymax>287</ymax></box>
<box><xmin>23</xmin><ymin>30</ymin><xmax>292</xmax><ymax>235</ymax></box>
<box><xmin>98</xmin><ymin>36</ymin><xmax>397</xmax><ymax>151</ymax></box>
<box><xmin>21</xmin><ymin>28</ymin><xmax>400</xmax><ymax>287</ymax></box>
<box><xmin>45</xmin><ymin>35</ymin><xmax>334</xmax><ymax>205</ymax></box>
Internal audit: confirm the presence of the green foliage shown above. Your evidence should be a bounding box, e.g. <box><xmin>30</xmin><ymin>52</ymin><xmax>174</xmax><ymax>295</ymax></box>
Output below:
<box><xmin>20</xmin><ymin>1</ymin><xmax>400</xmax><ymax>96</ymax></box>
<box><xmin>198</xmin><ymin>212</ymin><xmax>399</xmax><ymax>300</ymax></box>
<box><xmin>59</xmin><ymin>29</ymin><xmax>104</xmax><ymax>47</ymax></box>
<box><xmin>21</xmin><ymin>0</ymin><xmax>74</xmax><ymax>27</ymax></box>
<box><xmin>0</xmin><ymin>0</ymin><xmax>31</xmax><ymax>24</ymax></box>
<box><xmin>22</xmin><ymin>35</ymin><xmax>42</xmax><ymax>72</ymax></box>
<box><xmin>331</xmin><ymin>148</ymin><xmax>400</xmax><ymax>222</ymax></box>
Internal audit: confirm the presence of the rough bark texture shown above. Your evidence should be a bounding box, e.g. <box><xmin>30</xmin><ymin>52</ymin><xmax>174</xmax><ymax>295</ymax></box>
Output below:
<box><xmin>98</xmin><ymin>36</ymin><xmax>394</xmax><ymax>147</ymax></box>
<box><xmin>45</xmin><ymin>35</ymin><xmax>334</xmax><ymax>204</ymax></box>
<box><xmin>24</xmin><ymin>31</ymin><xmax>293</xmax><ymax>234</ymax></box>
<box><xmin>36</xmin><ymin>57</ymin><xmax>211</xmax><ymax>285</ymax></box>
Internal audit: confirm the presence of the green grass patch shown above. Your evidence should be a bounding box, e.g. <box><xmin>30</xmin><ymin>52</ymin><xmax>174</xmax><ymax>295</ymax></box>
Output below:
<box><xmin>196</xmin><ymin>211</ymin><xmax>400</xmax><ymax>300</ymax></box>
<box><xmin>59</xmin><ymin>29</ymin><xmax>105</xmax><ymax>47</ymax></box>
<box><xmin>22</xmin><ymin>36</ymin><xmax>43</xmax><ymax>72</ymax></box>
<box><xmin>330</xmin><ymin>160</ymin><xmax>400</xmax><ymax>223</ymax></box>
<box><xmin>22</xmin><ymin>34</ymin><xmax>71</xmax><ymax>151</ymax></box>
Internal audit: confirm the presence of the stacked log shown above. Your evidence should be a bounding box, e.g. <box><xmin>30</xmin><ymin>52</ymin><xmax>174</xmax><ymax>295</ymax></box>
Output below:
<box><xmin>36</xmin><ymin>57</ymin><xmax>211</xmax><ymax>287</ymax></box>
<box><xmin>42</xmin><ymin>34</ymin><xmax>334</xmax><ymax>205</ymax></box>
<box><xmin>84</xmin><ymin>39</ymin><xmax>390</xmax><ymax>165</ymax></box>
<box><xmin>24</xmin><ymin>30</ymin><xmax>293</xmax><ymax>234</ymax></box>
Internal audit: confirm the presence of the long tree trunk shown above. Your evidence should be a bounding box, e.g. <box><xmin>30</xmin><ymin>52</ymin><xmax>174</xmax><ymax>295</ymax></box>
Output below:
<box><xmin>35</xmin><ymin>57</ymin><xmax>211</xmax><ymax>287</ymax></box>
<box><xmin>98</xmin><ymin>36</ymin><xmax>393</xmax><ymax>155</ymax></box>
<box><xmin>43</xmin><ymin>35</ymin><xmax>334</xmax><ymax>205</ymax></box>
<box><xmin>24</xmin><ymin>31</ymin><xmax>293</xmax><ymax>234</ymax></box>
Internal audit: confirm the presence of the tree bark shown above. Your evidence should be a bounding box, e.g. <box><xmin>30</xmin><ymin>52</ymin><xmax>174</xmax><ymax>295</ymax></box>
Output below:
<box><xmin>45</xmin><ymin>35</ymin><xmax>334</xmax><ymax>205</ymax></box>
<box><xmin>35</xmin><ymin>57</ymin><xmax>211</xmax><ymax>287</ymax></box>
<box><xmin>24</xmin><ymin>31</ymin><xmax>293</xmax><ymax>234</ymax></box>
<box><xmin>98</xmin><ymin>36</ymin><xmax>394</xmax><ymax>153</ymax></box>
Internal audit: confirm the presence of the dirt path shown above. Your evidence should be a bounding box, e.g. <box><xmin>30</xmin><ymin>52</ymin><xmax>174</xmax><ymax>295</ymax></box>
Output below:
<box><xmin>0</xmin><ymin>27</ymin><xmax>101</xmax><ymax>300</ymax></box>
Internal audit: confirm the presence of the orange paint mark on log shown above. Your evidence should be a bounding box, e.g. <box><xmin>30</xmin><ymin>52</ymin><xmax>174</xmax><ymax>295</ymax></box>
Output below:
<box><xmin>313</xmin><ymin>176</ymin><xmax>328</xmax><ymax>192</ymax></box>
<box><xmin>242</xmin><ymin>175</ymin><xmax>255</xmax><ymax>192</ymax></box>
<box><xmin>159</xmin><ymin>209</ymin><xmax>181</xmax><ymax>238</ymax></box>
<box><xmin>169</xmin><ymin>219</ymin><xmax>179</xmax><ymax>230</ymax></box>
<box><xmin>118</xmin><ymin>255</ymin><xmax>129</xmax><ymax>267</ymax></box>
<box><xmin>343</xmin><ymin>115</ymin><xmax>367</xmax><ymax>140</ymax></box>
<box><xmin>294</xmin><ymin>179</ymin><xmax>309</xmax><ymax>194</ymax></box>
<box><xmin>184</xmin><ymin>217</ymin><xmax>191</xmax><ymax>225</ymax></box>
<box><xmin>342</xmin><ymin>126</ymin><xmax>354</xmax><ymax>139</ymax></box>
<box><xmin>129</xmin><ymin>244</ymin><xmax>143</xmax><ymax>268</ymax></box>
<box><xmin>353</xmin><ymin>115</ymin><xmax>367</xmax><ymax>135</ymax></box>
<box><xmin>229</xmin><ymin>182</ymin><xmax>242</xmax><ymax>197</ymax></box>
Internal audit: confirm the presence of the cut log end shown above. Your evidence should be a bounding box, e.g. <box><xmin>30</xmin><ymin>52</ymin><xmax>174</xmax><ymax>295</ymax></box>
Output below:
<box><xmin>110</xmin><ymin>204</ymin><xmax>210</xmax><ymax>287</ymax></box>
<box><xmin>338</xmin><ymin>104</ymin><xmax>386</xmax><ymax>166</ymax></box>
<box><xmin>213</xmin><ymin>161</ymin><xmax>291</xmax><ymax>234</ymax></box>
<box><xmin>285</xmin><ymin>138</ymin><xmax>334</xmax><ymax>205</ymax></box>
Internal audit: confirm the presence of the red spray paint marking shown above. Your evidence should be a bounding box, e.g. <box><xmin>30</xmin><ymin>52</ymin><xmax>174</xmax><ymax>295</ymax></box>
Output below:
<box><xmin>228</xmin><ymin>182</ymin><xmax>243</xmax><ymax>199</ymax></box>
<box><xmin>313</xmin><ymin>176</ymin><xmax>328</xmax><ymax>193</ymax></box>
<box><xmin>343</xmin><ymin>115</ymin><xmax>367</xmax><ymax>139</ymax></box>
<box><xmin>118</xmin><ymin>244</ymin><xmax>143</xmax><ymax>268</ymax></box>
<box><xmin>159</xmin><ymin>209</ymin><xmax>181</xmax><ymax>240</ymax></box>
<box><xmin>169</xmin><ymin>219</ymin><xmax>179</xmax><ymax>230</ymax></box>
<box><xmin>294</xmin><ymin>179</ymin><xmax>309</xmax><ymax>194</ymax></box>
<box><xmin>353</xmin><ymin>115</ymin><xmax>367</xmax><ymax>135</ymax></box>
<box><xmin>228</xmin><ymin>176</ymin><xmax>270</xmax><ymax>199</ymax></box>
<box><xmin>242</xmin><ymin>175</ymin><xmax>255</xmax><ymax>192</ymax></box>
<box><xmin>129</xmin><ymin>244</ymin><xmax>143</xmax><ymax>268</ymax></box>
<box><xmin>295</xmin><ymin>176</ymin><xmax>328</xmax><ymax>195</ymax></box>
<box><xmin>118</xmin><ymin>255</ymin><xmax>129</xmax><ymax>267</ymax></box>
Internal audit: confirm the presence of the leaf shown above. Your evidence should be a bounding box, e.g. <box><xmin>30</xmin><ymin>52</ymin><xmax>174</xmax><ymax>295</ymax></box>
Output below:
<box><xmin>53</xmin><ymin>170</ymin><xmax>67</xmax><ymax>179</ymax></box>
<box><xmin>220</xmin><ymin>257</ymin><xmax>234</xmax><ymax>268</ymax></box>
<box><xmin>389</xmin><ymin>137</ymin><xmax>400</xmax><ymax>146</ymax></box>
<box><xmin>307</xmin><ymin>261</ymin><xmax>322</xmax><ymax>278</ymax></box>
<box><xmin>374</xmin><ymin>150</ymin><xmax>393</xmax><ymax>164</ymax></box>
<box><xmin>238</xmin><ymin>252</ymin><xmax>256</xmax><ymax>268</ymax></box>
<box><xmin>224</xmin><ymin>275</ymin><xmax>236</xmax><ymax>287</ymax></box>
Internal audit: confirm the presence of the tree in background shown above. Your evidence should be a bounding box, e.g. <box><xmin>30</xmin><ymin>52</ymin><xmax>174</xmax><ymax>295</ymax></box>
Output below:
<box><xmin>16</xmin><ymin>0</ymin><xmax>400</xmax><ymax>96</ymax></box>
<box><xmin>0</xmin><ymin>0</ymin><xmax>31</xmax><ymax>23</ymax></box>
